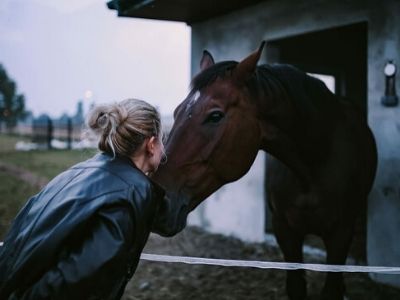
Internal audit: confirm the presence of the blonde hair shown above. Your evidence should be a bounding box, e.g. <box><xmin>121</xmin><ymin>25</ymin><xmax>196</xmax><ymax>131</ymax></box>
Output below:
<box><xmin>86</xmin><ymin>99</ymin><xmax>162</xmax><ymax>158</ymax></box>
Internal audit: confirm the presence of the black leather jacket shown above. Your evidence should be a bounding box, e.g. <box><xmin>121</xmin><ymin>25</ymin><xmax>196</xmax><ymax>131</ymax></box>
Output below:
<box><xmin>0</xmin><ymin>153</ymin><xmax>165</xmax><ymax>300</ymax></box>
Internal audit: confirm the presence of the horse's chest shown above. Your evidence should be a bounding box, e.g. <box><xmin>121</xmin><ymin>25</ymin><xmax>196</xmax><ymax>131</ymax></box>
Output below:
<box><xmin>286</xmin><ymin>193</ymin><xmax>338</xmax><ymax>232</ymax></box>
<box><xmin>266</xmin><ymin>156</ymin><xmax>340</xmax><ymax>233</ymax></box>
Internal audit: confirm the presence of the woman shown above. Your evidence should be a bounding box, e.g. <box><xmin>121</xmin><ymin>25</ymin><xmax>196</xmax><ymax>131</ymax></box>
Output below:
<box><xmin>0</xmin><ymin>99</ymin><xmax>169</xmax><ymax>300</ymax></box>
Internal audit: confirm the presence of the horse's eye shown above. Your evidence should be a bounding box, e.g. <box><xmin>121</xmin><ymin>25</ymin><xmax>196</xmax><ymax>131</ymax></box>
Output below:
<box><xmin>204</xmin><ymin>111</ymin><xmax>224</xmax><ymax>124</ymax></box>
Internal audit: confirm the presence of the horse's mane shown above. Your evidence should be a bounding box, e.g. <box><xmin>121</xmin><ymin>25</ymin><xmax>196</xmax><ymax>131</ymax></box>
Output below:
<box><xmin>191</xmin><ymin>61</ymin><xmax>238</xmax><ymax>91</ymax></box>
<box><xmin>190</xmin><ymin>60</ymin><xmax>342</xmax><ymax>121</ymax></box>
<box><xmin>257</xmin><ymin>64</ymin><xmax>341</xmax><ymax>119</ymax></box>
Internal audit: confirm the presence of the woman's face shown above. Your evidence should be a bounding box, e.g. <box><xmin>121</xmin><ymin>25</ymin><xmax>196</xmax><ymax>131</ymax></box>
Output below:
<box><xmin>147</xmin><ymin>136</ymin><xmax>165</xmax><ymax>174</ymax></box>
<box><xmin>153</xmin><ymin>137</ymin><xmax>165</xmax><ymax>170</ymax></box>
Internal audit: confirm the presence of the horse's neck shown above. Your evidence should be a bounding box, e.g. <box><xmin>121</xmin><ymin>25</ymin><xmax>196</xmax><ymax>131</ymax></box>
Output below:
<box><xmin>256</xmin><ymin>66</ymin><xmax>343</xmax><ymax>189</ymax></box>
<box><xmin>257</xmin><ymin>64</ymin><xmax>341</xmax><ymax>150</ymax></box>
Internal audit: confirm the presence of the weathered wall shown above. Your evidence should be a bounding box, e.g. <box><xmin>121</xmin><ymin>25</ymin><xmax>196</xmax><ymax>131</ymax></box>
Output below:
<box><xmin>187</xmin><ymin>0</ymin><xmax>400</xmax><ymax>287</ymax></box>
<box><xmin>366</xmin><ymin>0</ymin><xmax>400</xmax><ymax>288</ymax></box>
<box><xmin>189</xmin><ymin>152</ymin><xmax>266</xmax><ymax>242</ymax></box>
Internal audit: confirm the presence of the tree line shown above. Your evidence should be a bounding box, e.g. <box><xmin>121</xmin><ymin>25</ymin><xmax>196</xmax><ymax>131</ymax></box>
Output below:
<box><xmin>0</xmin><ymin>64</ymin><xmax>26</xmax><ymax>131</ymax></box>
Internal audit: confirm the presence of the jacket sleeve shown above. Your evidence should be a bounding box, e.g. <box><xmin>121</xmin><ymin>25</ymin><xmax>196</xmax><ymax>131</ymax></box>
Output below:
<box><xmin>16</xmin><ymin>205</ymin><xmax>135</xmax><ymax>300</ymax></box>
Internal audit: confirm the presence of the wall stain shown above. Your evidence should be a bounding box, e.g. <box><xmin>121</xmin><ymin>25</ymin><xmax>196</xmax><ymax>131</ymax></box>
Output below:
<box><xmin>382</xmin><ymin>186</ymin><xmax>395</xmax><ymax>197</ymax></box>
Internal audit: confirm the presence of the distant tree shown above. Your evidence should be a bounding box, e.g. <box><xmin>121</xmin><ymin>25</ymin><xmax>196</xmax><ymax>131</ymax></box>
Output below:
<box><xmin>0</xmin><ymin>64</ymin><xmax>26</xmax><ymax>132</ymax></box>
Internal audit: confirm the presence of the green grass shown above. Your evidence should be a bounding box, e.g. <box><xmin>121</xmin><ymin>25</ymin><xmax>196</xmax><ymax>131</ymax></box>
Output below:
<box><xmin>0</xmin><ymin>134</ymin><xmax>96</xmax><ymax>179</ymax></box>
<box><xmin>0</xmin><ymin>134</ymin><xmax>97</xmax><ymax>239</ymax></box>
<box><xmin>0</xmin><ymin>149</ymin><xmax>96</xmax><ymax>179</ymax></box>
<box><xmin>0</xmin><ymin>171</ymin><xmax>40</xmax><ymax>239</ymax></box>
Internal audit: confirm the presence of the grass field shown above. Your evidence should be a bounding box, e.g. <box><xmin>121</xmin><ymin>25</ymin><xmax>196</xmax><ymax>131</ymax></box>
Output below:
<box><xmin>0</xmin><ymin>134</ymin><xmax>96</xmax><ymax>179</ymax></box>
<box><xmin>0</xmin><ymin>172</ymin><xmax>39</xmax><ymax>239</ymax></box>
<box><xmin>0</xmin><ymin>134</ymin><xmax>96</xmax><ymax>239</ymax></box>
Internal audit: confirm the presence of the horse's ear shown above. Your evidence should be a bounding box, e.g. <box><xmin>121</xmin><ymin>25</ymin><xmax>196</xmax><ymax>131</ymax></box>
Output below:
<box><xmin>200</xmin><ymin>50</ymin><xmax>215</xmax><ymax>71</ymax></box>
<box><xmin>233</xmin><ymin>41</ymin><xmax>265</xmax><ymax>84</ymax></box>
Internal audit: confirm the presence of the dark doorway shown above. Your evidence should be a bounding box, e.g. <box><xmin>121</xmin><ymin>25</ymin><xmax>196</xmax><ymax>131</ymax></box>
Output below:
<box><xmin>265</xmin><ymin>22</ymin><xmax>367</xmax><ymax>113</ymax></box>
<box><xmin>264</xmin><ymin>22</ymin><xmax>368</xmax><ymax>262</ymax></box>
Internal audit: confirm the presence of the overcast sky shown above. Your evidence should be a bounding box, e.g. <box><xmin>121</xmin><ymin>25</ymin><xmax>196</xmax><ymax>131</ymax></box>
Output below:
<box><xmin>0</xmin><ymin>0</ymin><xmax>191</xmax><ymax>118</ymax></box>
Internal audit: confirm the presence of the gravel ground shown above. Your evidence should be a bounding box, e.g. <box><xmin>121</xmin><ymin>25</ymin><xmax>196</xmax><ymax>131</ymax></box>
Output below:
<box><xmin>123</xmin><ymin>226</ymin><xmax>400</xmax><ymax>300</ymax></box>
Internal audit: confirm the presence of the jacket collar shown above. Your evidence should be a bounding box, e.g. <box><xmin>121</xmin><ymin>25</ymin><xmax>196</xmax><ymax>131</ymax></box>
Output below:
<box><xmin>95</xmin><ymin>152</ymin><xmax>165</xmax><ymax>198</ymax></box>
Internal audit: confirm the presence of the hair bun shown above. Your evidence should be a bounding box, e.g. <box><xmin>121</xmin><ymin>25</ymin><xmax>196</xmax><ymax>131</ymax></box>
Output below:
<box><xmin>85</xmin><ymin>98</ymin><xmax>162</xmax><ymax>158</ymax></box>
<box><xmin>109</xmin><ymin>104</ymin><xmax>128</xmax><ymax>128</ymax></box>
<box><xmin>87</xmin><ymin>105</ymin><xmax>111</xmax><ymax>135</ymax></box>
<box><xmin>97</xmin><ymin>112</ymin><xmax>108</xmax><ymax>128</ymax></box>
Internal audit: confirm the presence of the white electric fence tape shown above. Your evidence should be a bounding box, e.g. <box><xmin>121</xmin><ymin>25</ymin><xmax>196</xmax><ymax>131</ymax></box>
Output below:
<box><xmin>1</xmin><ymin>242</ymin><xmax>399</xmax><ymax>274</ymax></box>
<box><xmin>140</xmin><ymin>253</ymin><xmax>400</xmax><ymax>274</ymax></box>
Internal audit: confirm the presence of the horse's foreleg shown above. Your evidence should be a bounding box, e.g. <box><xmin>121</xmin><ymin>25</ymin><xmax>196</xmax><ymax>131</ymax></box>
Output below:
<box><xmin>273</xmin><ymin>216</ymin><xmax>306</xmax><ymax>300</ymax></box>
<box><xmin>321</xmin><ymin>224</ymin><xmax>354</xmax><ymax>300</ymax></box>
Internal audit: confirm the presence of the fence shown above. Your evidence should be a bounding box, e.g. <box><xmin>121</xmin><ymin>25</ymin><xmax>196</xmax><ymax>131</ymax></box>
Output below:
<box><xmin>33</xmin><ymin>117</ymin><xmax>85</xmax><ymax>149</ymax></box>
<box><xmin>0</xmin><ymin>239</ymin><xmax>399</xmax><ymax>274</ymax></box>
<box><xmin>1</xmin><ymin>117</ymin><xmax>84</xmax><ymax>150</ymax></box>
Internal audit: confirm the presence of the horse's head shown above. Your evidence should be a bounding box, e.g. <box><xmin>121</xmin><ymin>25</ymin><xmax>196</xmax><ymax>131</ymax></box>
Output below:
<box><xmin>152</xmin><ymin>43</ymin><xmax>266</xmax><ymax>236</ymax></box>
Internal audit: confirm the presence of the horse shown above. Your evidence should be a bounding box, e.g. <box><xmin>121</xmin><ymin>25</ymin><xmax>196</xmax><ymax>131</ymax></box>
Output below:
<box><xmin>152</xmin><ymin>42</ymin><xmax>377</xmax><ymax>300</ymax></box>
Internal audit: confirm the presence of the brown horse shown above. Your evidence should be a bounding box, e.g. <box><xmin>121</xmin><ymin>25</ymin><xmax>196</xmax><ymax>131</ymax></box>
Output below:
<box><xmin>152</xmin><ymin>42</ymin><xmax>377</xmax><ymax>300</ymax></box>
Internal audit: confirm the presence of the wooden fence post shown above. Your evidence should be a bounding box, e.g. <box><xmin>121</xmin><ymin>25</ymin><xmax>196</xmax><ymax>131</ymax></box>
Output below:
<box><xmin>47</xmin><ymin>117</ymin><xmax>53</xmax><ymax>150</ymax></box>
<box><xmin>67</xmin><ymin>117</ymin><xmax>72</xmax><ymax>150</ymax></box>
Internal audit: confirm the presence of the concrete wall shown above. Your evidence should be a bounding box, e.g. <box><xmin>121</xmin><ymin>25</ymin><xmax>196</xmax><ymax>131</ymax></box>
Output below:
<box><xmin>366</xmin><ymin>0</ymin><xmax>400</xmax><ymax>288</ymax></box>
<box><xmin>187</xmin><ymin>0</ymin><xmax>400</xmax><ymax>288</ymax></box>
<box><xmin>188</xmin><ymin>152</ymin><xmax>266</xmax><ymax>242</ymax></box>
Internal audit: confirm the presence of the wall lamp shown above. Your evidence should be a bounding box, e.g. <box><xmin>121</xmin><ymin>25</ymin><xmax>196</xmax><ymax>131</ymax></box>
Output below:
<box><xmin>381</xmin><ymin>60</ymin><xmax>398</xmax><ymax>107</ymax></box>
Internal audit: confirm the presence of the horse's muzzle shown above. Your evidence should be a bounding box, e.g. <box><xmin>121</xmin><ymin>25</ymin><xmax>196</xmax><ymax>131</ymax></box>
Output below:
<box><xmin>151</xmin><ymin>194</ymin><xmax>189</xmax><ymax>237</ymax></box>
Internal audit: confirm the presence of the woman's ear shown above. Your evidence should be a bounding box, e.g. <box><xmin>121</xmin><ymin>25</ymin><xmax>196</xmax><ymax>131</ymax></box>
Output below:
<box><xmin>146</xmin><ymin>136</ymin><xmax>156</xmax><ymax>156</ymax></box>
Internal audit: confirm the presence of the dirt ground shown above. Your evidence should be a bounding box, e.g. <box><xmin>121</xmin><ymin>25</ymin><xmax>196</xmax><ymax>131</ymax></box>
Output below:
<box><xmin>123</xmin><ymin>226</ymin><xmax>400</xmax><ymax>300</ymax></box>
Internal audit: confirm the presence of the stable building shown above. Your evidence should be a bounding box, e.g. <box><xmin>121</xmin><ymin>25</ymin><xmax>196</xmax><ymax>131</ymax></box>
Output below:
<box><xmin>108</xmin><ymin>0</ymin><xmax>400</xmax><ymax>288</ymax></box>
